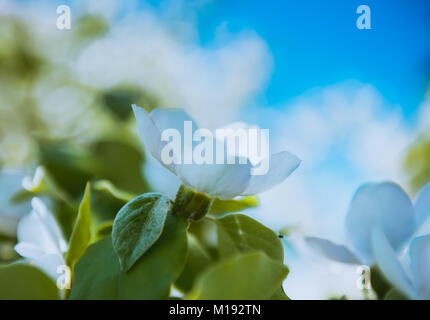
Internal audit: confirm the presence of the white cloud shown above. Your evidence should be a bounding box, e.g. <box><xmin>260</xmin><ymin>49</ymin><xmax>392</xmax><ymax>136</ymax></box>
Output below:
<box><xmin>75</xmin><ymin>6</ymin><xmax>272</xmax><ymax>129</ymax></box>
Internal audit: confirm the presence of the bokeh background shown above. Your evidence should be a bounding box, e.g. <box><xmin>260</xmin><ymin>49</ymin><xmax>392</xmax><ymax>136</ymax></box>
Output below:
<box><xmin>1</xmin><ymin>0</ymin><xmax>430</xmax><ymax>299</ymax></box>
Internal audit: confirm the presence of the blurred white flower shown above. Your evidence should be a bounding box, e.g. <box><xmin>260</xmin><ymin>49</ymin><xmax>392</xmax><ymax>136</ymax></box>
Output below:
<box><xmin>14</xmin><ymin>198</ymin><xmax>68</xmax><ymax>281</ymax></box>
<box><xmin>306</xmin><ymin>181</ymin><xmax>430</xmax><ymax>265</ymax></box>
<box><xmin>21</xmin><ymin>167</ymin><xmax>45</xmax><ymax>192</ymax></box>
<box><xmin>132</xmin><ymin>105</ymin><xmax>300</xmax><ymax>199</ymax></box>
<box><xmin>76</xmin><ymin>10</ymin><xmax>272</xmax><ymax>129</ymax></box>
<box><xmin>372</xmin><ymin>230</ymin><xmax>430</xmax><ymax>299</ymax></box>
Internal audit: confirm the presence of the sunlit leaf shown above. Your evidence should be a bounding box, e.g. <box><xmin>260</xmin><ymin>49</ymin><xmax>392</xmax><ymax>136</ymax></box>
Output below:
<box><xmin>209</xmin><ymin>196</ymin><xmax>258</xmax><ymax>216</ymax></box>
<box><xmin>187</xmin><ymin>252</ymin><xmax>288</xmax><ymax>300</ymax></box>
<box><xmin>384</xmin><ymin>288</ymin><xmax>409</xmax><ymax>300</ymax></box>
<box><xmin>112</xmin><ymin>193</ymin><xmax>171</xmax><ymax>271</ymax></box>
<box><xmin>65</xmin><ymin>183</ymin><xmax>92</xmax><ymax>270</ymax></box>
<box><xmin>93</xmin><ymin>180</ymin><xmax>136</xmax><ymax>202</ymax></box>
<box><xmin>0</xmin><ymin>263</ymin><xmax>59</xmax><ymax>299</ymax></box>
<box><xmin>370</xmin><ymin>265</ymin><xmax>392</xmax><ymax>299</ymax></box>
<box><xmin>100</xmin><ymin>87</ymin><xmax>159</xmax><ymax>121</ymax></box>
<box><xmin>70</xmin><ymin>214</ymin><xmax>188</xmax><ymax>299</ymax></box>
<box><xmin>175</xmin><ymin>234</ymin><xmax>212</xmax><ymax>293</ymax></box>
<box><xmin>93</xmin><ymin>220</ymin><xmax>113</xmax><ymax>242</ymax></box>
<box><xmin>38</xmin><ymin>140</ymin><xmax>95</xmax><ymax>198</ymax></box>
<box><xmin>404</xmin><ymin>138</ymin><xmax>430</xmax><ymax>193</ymax></box>
<box><xmin>212</xmin><ymin>214</ymin><xmax>284</xmax><ymax>262</ymax></box>
<box><xmin>270</xmin><ymin>287</ymin><xmax>290</xmax><ymax>300</ymax></box>
<box><xmin>75</xmin><ymin>14</ymin><xmax>108</xmax><ymax>40</ymax></box>
<box><xmin>90</xmin><ymin>139</ymin><xmax>148</xmax><ymax>194</ymax></box>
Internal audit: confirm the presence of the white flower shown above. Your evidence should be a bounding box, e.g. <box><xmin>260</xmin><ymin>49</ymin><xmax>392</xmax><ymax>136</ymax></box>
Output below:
<box><xmin>21</xmin><ymin>166</ymin><xmax>45</xmax><ymax>192</ymax></box>
<box><xmin>306</xmin><ymin>181</ymin><xmax>430</xmax><ymax>266</ymax></box>
<box><xmin>372</xmin><ymin>231</ymin><xmax>430</xmax><ymax>299</ymax></box>
<box><xmin>14</xmin><ymin>198</ymin><xmax>68</xmax><ymax>281</ymax></box>
<box><xmin>131</xmin><ymin>105</ymin><xmax>300</xmax><ymax>199</ymax></box>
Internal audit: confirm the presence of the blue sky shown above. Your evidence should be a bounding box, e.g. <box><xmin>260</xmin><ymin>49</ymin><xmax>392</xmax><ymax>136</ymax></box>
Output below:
<box><xmin>190</xmin><ymin>0</ymin><xmax>430</xmax><ymax>118</ymax></box>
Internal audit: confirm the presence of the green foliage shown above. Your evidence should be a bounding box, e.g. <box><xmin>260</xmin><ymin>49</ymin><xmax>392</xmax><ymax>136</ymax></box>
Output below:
<box><xmin>176</xmin><ymin>213</ymin><xmax>287</xmax><ymax>297</ymax></box>
<box><xmin>37</xmin><ymin>140</ymin><xmax>95</xmax><ymax>198</ymax></box>
<box><xmin>66</xmin><ymin>183</ymin><xmax>92</xmax><ymax>271</ymax></box>
<box><xmin>0</xmin><ymin>263</ymin><xmax>59</xmax><ymax>300</ymax></box>
<box><xmin>213</xmin><ymin>214</ymin><xmax>284</xmax><ymax>262</ymax></box>
<box><xmin>35</xmin><ymin>137</ymin><xmax>149</xmax><ymax>234</ymax></box>
<box><xmin>100</xmin><ymin>87</ymin><xmax>159</xmax><ymax>121</ymax></box>
<box><xmin>328</xmin><ymin>295</ymin><xmax>348</xmax><ymax>300</ymax></box>
<box><xmin>112</xmin><ymin>193</ymin><xmax>171</xmax><ymax>271</ymax></box>
<box><xmin>0</xmin><ymin>18</ymin><xmax>45</xmax><ymax>81</ymax></box>
<box><xmin>90</xmin><ymin>139</ymin><xmax>148</xmax><ymax>194</ymax></box>
<box><xmin>70</xmin><ymin>214</ymin><xmax>188</xmax><ymax>299</ymax></box>
<box><xmin>384</xmin><ymin>288</ymin><xmax>409</xmax><ymax>300</ymax></box>
<box><xmin>74</xmin><ymin>15</ymin><xmax>109</xmax><ymax>40</ymax></box>
<box><xmin>209</xmin><ymin>196</ymin><xmax>259</xmax><ymax>216</ymax></box>
<box><xmin>187</xmin><ymin>252</ymin><xmax>288</xmax><ymax>300</ymax></box>
<box><xmin>38</xmin><ymin>138</ymin><xmax>148</xmax><ymax>199</ymax></box>
<box><xmin>93</xmin><ymin>220</ymin><xmax>113</xmax><ymax>242</ymax></box>
<box><xmin>175</xmin><ymin>234</ymin><xmax>212</xmax><ymax>292</ymax></box>
<box><xmin>370</xmin><ymin>265</ymin><xmax>392</xmax><ymax>299</ymax></box>
<box><xmin>404</xmin><ymin>137</ymin><xmax>430</xmax><ymax>193</ymax></box>
<box><xmin>270</xmin><ymin>287</ymin><xmax>291</xmax><ymax>300</ymax></box>
<box><xmin>93</xmin><ymin>180</ymin><xmax>135</xmax><ymax>202</ymax></box>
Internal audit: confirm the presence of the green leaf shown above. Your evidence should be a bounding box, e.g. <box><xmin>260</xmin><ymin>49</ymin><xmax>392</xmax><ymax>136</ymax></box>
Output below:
<box><xmin>187</xmin><ymin>252</ymin><xmax>288</xmax><ymax>300</ymax></box>
<box><xmin>187</xmin><ymin>219</ymin><xmax>220</xmax><ymax>261</ymax></box>
<box><xmin>270</xmin><ymin>287</ymin><xmax>290</xmax><ymax>300</ymax></box>
<box><xmin>93</xmin><ymin>220</ymin><xmax>113</xmax><ymax>242</ymax></box>
<box><xmin>178</xmin><ymin>215</ymin><xmax>288</xmax><ymax>296</ymax></box>
<box><xmin>212</xmin><ymin>214</ymin><xmax>284</xmax><ymax>262</ymax></box>
<box><xmin>38</xmin><ymin>138</ymin><xmax>148</xmax><ymax>198</ymax></box>
<box><xmin>0</xmin><ymin>263</ymin><xmax>59</xmax><ymax>299</ymax></box>
<box><xmin>100</xmin><ymin>87</ymin><xmax>159</xmax><ymax>121</ymax></box>
<box><xmin>90</xmin><ymin>139</ymin><xmax>148</xmax><ymax>194</ymax></box>
<box><xmin>384</xmin><ymin>288</ymin><xmax>409</xmax><ymax>300</ymax></box>
<box><xmin>70</xmin><ymin>214</ymin><xmax>188</xmax><ymax>299</ymax></box>
<box><xmin>38</xmin><ymin>140</ymin><xmax>95</xmax><ymax>198</ymax></box>
<box><xmin>91</xmin><ymin>185</ymin><xmax>127</xmax><ymax>223</ymax></box>
<box><xmin>209</xmin><ymin>196</ymin><xmax>258</xmax><ymax>216</ymax></box>
<box><xmin>112</xmin><ymin>193</ymin><xmax>171</xmax><ymax>271</ymax></box>
<box><xmin>175</xmin><ymin>234</ymin><xmax>213</xmax><ymax>293</ymax></box>
<box><xmin>370</xmin><ymin>265</ymin><xmax>392</xmax><ymax>299</ymax></box>
<box><xmin>329</xmin><ymin>294</ymin><xmax>348</xmax><ymax>300</ymax></box>
<box><xmin>65</xmin><ymin>183</ymin><xmax>92</xmax><ymax>270</ymax></box>
<box><xmin>93</xmin><ymin>180</ymin><xmax>136</xmax><ymax>202</ymax></box>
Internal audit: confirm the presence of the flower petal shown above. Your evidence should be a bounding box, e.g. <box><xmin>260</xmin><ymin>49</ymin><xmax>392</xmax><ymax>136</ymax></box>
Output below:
<box><xmin>31</xmin><ymin>198</ymin><xmax>68</xmax><ymax>252</ymax></box>
<box><xmin>31</xmin><ymin>198</ymin><xmax>68</xmax><ymax>253</ymax></box>
<box><xmin>242</xmin><ymin>151</ymin><xmax>300</xmax><ymax>195</ymax></box>
<box><xmin>371</xmin><ymin>228</ymin><xmax>416</xmax><ymax>299</ymax></box>
<box><xmin>132</xmin><ymin>105</ymin><xmax>175</xmax><ymax>172</ymax></box>
<box><xmin>305</xmin><ymin>236</ymin><xmax>361</xmax><ymax>264</ymax></box>
<box><xmin>149</xmin><ymin>108</ymin><xmax>199</xmax><ymax>133</ymax></box>
<box><xmin>176</xmin><ymin>161</ymin><xmax>252</xmax><ymax>199</ymax></box>
<box><xmin>345</xmin><ymin>182</ymin><xmax>415</xmax><ymax>264</ymax></box>
<box><xmin>17</xmin><ymin>198</ymin><xmax>66</xmax><ymax>256</ymax></box>
<box><xmin>414</xmin><ymin>182</ymin><xmax>430</xmax><ymax>228</ymax></box>
<box><xmin>409</xmin><ymin>235</ymin><xmax>430</xmax><ymax>299</ymax></box>
<box><xmin>216</xmin><ymin>122</ymin><xmax>269</xmax><ymax>166</ymax></box>
<box><xmin>14</xmin><ymin>242</ymin><xmax>44</xmax><ymax>259</ymax></box>
<box><xmin>29</xmin><ymin>253</ymin><xmax>65</xmax><ymax>281</ymax></box>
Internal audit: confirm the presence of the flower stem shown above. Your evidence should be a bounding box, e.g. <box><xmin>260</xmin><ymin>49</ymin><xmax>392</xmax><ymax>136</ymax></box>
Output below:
<box><xmin>171</xmin><ymin>185</ymin><xmax>213</xmax><ymax>221</ymax></box>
